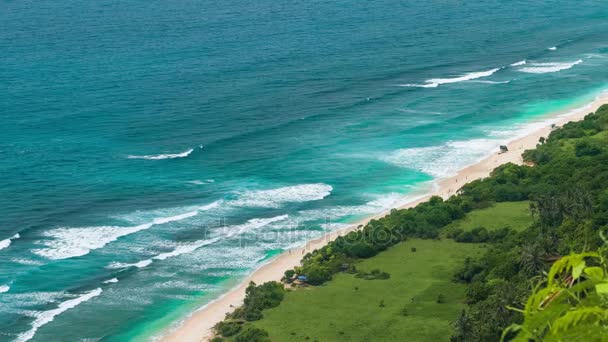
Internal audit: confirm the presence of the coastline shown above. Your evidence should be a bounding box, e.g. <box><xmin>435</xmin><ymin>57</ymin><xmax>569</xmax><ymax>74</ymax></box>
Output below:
<box><xmin>160</xmin><ymin>92</ymin><xmax>608</xmax><ymax>342</ymax></box>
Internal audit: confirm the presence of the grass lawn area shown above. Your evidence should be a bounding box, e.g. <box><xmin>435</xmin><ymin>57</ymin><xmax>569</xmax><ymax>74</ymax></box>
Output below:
<box><xmin>445</xmin><ymin>201</ymin><xmax>532</xmax><ymax>233</ymax></box>
<box><xmin>251</xmin><ymin>239</ymin><xmax>485</xmax><ymax>342</ymax></box>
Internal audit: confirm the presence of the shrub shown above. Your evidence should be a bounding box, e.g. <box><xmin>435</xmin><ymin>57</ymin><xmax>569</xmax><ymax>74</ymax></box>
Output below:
<box><xmin>234</xmin><ymin>327</ymin><xmax>270</xmax><ymax>342</ymax></box>
<box><xmin>216</xmin><ymin>321</ymin><xmax>242</xmax><ymax>337</ymax></box>
<box><xmin>355</xmin><ymin>269</ymin><xmax>390</xmax><ymax>280</ymax></box>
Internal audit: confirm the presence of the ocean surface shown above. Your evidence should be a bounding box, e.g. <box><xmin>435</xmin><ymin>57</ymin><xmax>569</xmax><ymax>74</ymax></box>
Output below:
<box><xmin>2</xmin><ymin>0</ymin><xmax>608</xmax><ymax>340</ymax></box>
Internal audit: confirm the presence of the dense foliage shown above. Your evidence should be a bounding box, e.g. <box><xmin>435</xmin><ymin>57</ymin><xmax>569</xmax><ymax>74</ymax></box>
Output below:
<box><xmin>214</xmin><ymin>281</ymin><xmax>285</xmax><ymax>340</ymax></box>
<box><xmin>452</xmin><ymin>105</ymin><xmax>608</xmax><ymax>341</ymax></box>
<box><xmin>503</xmin><ymin>247</ymin><xmax>608</xmax><ymax>341</ymax></box>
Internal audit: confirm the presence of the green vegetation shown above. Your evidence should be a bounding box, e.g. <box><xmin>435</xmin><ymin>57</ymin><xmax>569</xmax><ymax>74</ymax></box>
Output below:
<box><xmin>213</xmin><ymin>104</ymin><xmax>608</xmax><ymax>341</ymax></box>
<box><xmin>504</xmin><ymin>247</ymin><xmax>608</xmax><ymax>341</ymax></box>
<box><xmin>254</xmin><ymin>240</ymin><xmax>484</xmax><ymax>341</ymax></box>
<box><xmin>445</xmin><ymin>201</ymin><xmax>532</xmax><ymax>233</ymax></box>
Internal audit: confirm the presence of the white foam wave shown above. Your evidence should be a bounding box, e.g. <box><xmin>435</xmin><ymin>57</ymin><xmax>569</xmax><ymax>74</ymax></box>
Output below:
<box><xmin>199</xmin><ymin>201</ymin><xmax>221</xmax><ymax>211</ymax></box>
<box><xmin>11</xmin><ymin>258</ymin><xmax>43</xmax><ymax>266</ymax></box>
<box><xmin>518</xmin><ymin>59</ymin><xmax>582</xmax><ymax>74</ymax></box>
<box><xmin>510</xmin><ymin>60</ymin><xmax>526</xmax><ymax>66</ymax></box>
<box><xmin>548</xmin><ymin>46</ymin><xmax>557</xmax><ymax>51</ymax></box>
<box><xmin>108</xmin><ymin>237</ymin><xmax>223</xmax><ymax>269</ymax></box>
<box><xmin>108</xmin><ymin>215</ymin><xmax>288</xmax><ymax>270</ymax></box>
<box><xmin>297</xmin><ymin>193</ymin><xmax>409</xmax><ymax>224</ymax></box>
<box><xmin>128</xmin><ymin>148</ymin><xmax>194</xmax><ymax>160</ymax></box>
<box><xmin>34</xmin><ymin>211</ymin><xmax>198</xmax><ymax>260</ymax></box>
<box><xmin>233</xmin><ymin>184</ymin><xmax>332</xmax><ymax>208</ymax></box>
<box><xmin>401</xmin><ymin>68</ymin><xmax>501</xmax><ymax>88</ymax></box>
<box><xmin>188</xmin><ymin>179</ymin><xmax>215</xmax><ymax>185</ymax></box>
<box><xmin>0</xmin><ymin>233</ymin><xmax>20</xmax><ymax>251</ymax></box>
<box><xmin>102</xmin><ymin>278</ymin><xmax>118</xmax><ymax>284</ymax></box>
<box><xmin>469</xmin><ymin>80</ymin><xmax>511</xmax><ymax>84</ymax></box>
<box><xmin>14</xmin><ymin>288</ymin><xmax>102</xmax><ymax>342</ymax></box>
<box><xmin>228</xmin><ymin>215</ymin><xmax>289</xmax><ymax>236</ymax></box>
<box><xmin>0</xmin><ymin>285</ymin><xmax>9</xmax><ymax>293</ymax></box>
<box><xmin>382</xmin><ymin>139</ymin><xmax>500</xmax><ymax>178</ymax></box>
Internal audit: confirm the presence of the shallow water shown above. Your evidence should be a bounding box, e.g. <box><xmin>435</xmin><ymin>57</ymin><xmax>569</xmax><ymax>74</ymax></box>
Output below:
<box><xmin>2</xmin><ymin>0</ymin><xmax>608</xmax><ymax>340</ymax></box>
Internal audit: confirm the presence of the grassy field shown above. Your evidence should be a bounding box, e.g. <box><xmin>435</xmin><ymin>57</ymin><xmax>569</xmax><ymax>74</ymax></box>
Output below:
<box><xmin>444</xmin><ymin>201</ymin><xmax>532</xmax><ymax>233</ymax></box>
<box><xmin>251</xmin><ymin>239</ymin><xmax>485</xmax><ymax>342</ymax></box>
<box><xmin>221</xmin><ymin>202</ymin><xmax>532</xmax><ymax>341</ymax></box>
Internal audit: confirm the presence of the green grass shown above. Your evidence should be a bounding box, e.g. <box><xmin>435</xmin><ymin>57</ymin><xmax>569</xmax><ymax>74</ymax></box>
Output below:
<box><xmin>250</xmin><ymin>239</ymin><xmax>485</xmax><ymax>342</ymax></box>
<box><xmin>445</xmin><ymin>201</ymin><xmax>532</xmax><ymax>233</ymax></box>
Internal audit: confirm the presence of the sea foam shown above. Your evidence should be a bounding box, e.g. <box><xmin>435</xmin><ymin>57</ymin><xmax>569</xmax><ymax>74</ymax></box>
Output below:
<box><xmin>127</xmin><ymin>148</ymin><xmax>194</xmax><ymax>160</ymax></box>
<box><xmin>382</xmin><ymin>139</ymin><xmax>500</xmax><ymax>178</ymax></box>
<box><xmin>232</xmin><ymin>184</ymin><xmax>333</xmax><ymax>208</ymax></box>
<box><xmin>14</xmin><ymin>288</ymin><xmax>102</xmax><ymax>342</ymax></box>
<box><xmin>402</xmin><ymin>68</ymin><xmax>501</xmax><ymax>88</ymax></box>
<box><xmin>0</xmin><ymin>285</ymin><xmax>9</xmax><ymax>293</ymax></box>
<box><xmin>34</xmin><ymin>211</ymin><xmax>198</xmax><ymax>260</ymax></box>
<box><xmin>518</xmin><ymin>59</ymin><xmax>582</xmax><ymax>73</ymax></box>
<box><xmin>108</xmin><ymin>238</ymin><xmax>221</xmax><ymax>269</ymax></box>
<box><xmin>0</xmin><ymin>233</ymin><xmax>20</xmax><ymax>251</ymax></box>
<box><xmin>510</xmin><ymin>60</ymin><xmax>526</xmax><ymax>66</ymax></box>
<box><xmin>108</xmin><ymin>215</ymin><xmax>288</xmax><ymax>269</ymax></box>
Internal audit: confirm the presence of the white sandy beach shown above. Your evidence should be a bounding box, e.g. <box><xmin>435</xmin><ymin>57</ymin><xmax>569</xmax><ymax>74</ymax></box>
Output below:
<box><xmin>160</xmin><ymin>92</ymin><xmax>608</xmax><ymax>342</ymax></box>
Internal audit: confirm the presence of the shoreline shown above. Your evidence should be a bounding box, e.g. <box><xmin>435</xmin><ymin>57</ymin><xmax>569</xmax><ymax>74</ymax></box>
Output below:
<box><xmin>160</xmin><ymin>91</ymin><xmax>608</xmax><ymax>342</ymax></box>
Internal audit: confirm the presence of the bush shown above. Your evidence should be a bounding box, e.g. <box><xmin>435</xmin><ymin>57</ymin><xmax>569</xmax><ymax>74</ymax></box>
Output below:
<box><xmin>355</xmin><ymin>269</ymin><xmax>390</xmax><ymax>280</ymax></box>
<box><xmin>575</xmin><ymin>140</ymin><xmax>601</xmax><ymax>157</ymax></box>
<box><xmin>283</xmin><ymin>269</ymin><xmax>295</xmax><ymax>283</ymax></box>
<box><xmin>230</xmin><ymin>282</ymin><xmax>285</xmax><ymax>321</ymax></box>
<box><xmin>304</xmin><ymin>265</ymin><xmax>333</xmax><ymax>285</ymax></box>
<box><xmin>216</xmin><ymin>321</ymin><xmax>242</xmax><ymax>337</ymax></box>
<box><xmin>234</xmin><ymin>327</ymin><xmax>270</xmax><ymax>342</ymax></box>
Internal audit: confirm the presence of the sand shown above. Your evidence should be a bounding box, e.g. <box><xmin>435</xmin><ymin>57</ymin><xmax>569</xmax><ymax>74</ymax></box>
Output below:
<box><xmin>160</xmin><ymin>92</ymin><xmax>608</xmax><ymax>342</ymax></box>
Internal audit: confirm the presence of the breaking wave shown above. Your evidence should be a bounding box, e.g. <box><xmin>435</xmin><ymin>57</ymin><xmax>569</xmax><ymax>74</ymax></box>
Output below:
<box><xmin>232</xmin><ymin>184</ymin><xmax>333</xmax><ymax>208</ymax></box>
<box><xmin>128</xmin><ymin>148</ymin><xmax>194</xmax><ymax>160</ymax></box>
<box><xmin>510</xmin><ymin>60</ymin><xmax>526</xmax><ymax>66</ymax></box>
<box><xmin>382</xmin><ymin>139</ymin><xmax>500</xmax><ymax>178</ymax></box>
<box><xmin>14</xmin><ymin>288</ymin><xmax>102</xmax><ymax>342</ymax></box>
<box><xmin>34</xmin><ymin>211</ymin><xmax>198</xmax><ymax>260</ymax></box>
<box><xmin>0</xmin><ymin>233</ymin><xmax>20</xmax><ymax>251</ymax></box>
<box><xmin>401</xmin><ymin>68</ymin><xmax>501</xmax><ymax>88</ymax></box>
<box><xmin>108</xmin><ymin>215</ymin><xmax>288</xmax><ymax>269</ymax></box>
<box><xmin>518</xmin><ymin>59</ymin><xmax>582</xmax><ymax>74</ymax></box>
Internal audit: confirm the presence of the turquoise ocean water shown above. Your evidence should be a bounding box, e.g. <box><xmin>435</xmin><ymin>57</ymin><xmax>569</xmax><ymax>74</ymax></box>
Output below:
<box><xmin>2</xmin><ymin>0</ymin><xmax>608</xmax><ymax>340</ymax></box>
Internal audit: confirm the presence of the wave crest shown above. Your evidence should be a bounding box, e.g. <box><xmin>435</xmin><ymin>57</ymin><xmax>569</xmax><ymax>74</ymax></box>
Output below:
<box><xmin>128</xmin><ymin>148</ymin><xmax>194</xmax><ymax>160</ymax></box>
<box><xmin>233</xmin><ymin>184</ymin><xmax>333</xmax><ymax>208</ymax></box>
<box><xmin>15</xmin><ymin>288</ymin><xmax>102</xmax><ymax>342</ymax></box>
<box><xmin>108</xmin><ymin>215</ymin><xmax>288</xmax><ymax>269</ymax></box>
<box><xmin>0</xmin><ymin>233</ymin><xmax>20</xmax><ymax>251</ymax></box>
<box><xmin>518</xmin><ymin>60</ymin><xmax>582</xmax><ymax>74</ymax></box>
<box><xmin>382</xmin><ymin>139</ymin><xmax>500</xmax><ymax>178</ymax></box>
<box><xmin>401</xmin><ymin>68</ymin><xmax>501</xmax><ymax>88</ymax></box>
<box><xmin>34</xmin><ymin>211</ymin><xmax>198</xmax><ymax>260</ymax></box>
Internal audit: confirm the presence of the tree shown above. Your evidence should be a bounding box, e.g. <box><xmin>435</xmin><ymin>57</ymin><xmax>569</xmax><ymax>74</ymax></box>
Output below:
<box><xmin>451</xmin><ymin>310</ymin><xmax>472</xmax><ymax>342</ymax></box>
<box><xmin>518</xmin><ymin>242</ymin><xmax>546</xmax><ymax>277</ymax></box>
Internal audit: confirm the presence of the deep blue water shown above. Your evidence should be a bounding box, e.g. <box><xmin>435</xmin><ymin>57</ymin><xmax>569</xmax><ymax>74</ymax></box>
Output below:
<box><xmin>2</xmin><ymin>0</ymin><xmax>608</xmax><ymax>340</ymax></box>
